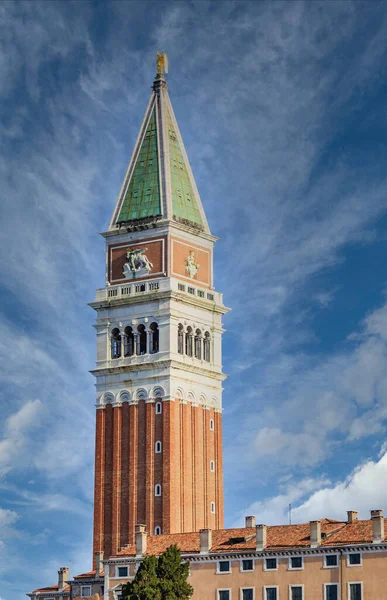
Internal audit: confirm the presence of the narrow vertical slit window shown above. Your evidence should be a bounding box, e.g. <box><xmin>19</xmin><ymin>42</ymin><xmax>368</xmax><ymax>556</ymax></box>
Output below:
<box><xmin>155</xmin><ymin>402</ymin><xmax>162</xmax><ymax>415</ymax></box>
<box><xmin>155</xmin><ymin>484</ymin><xmax>162</xmax><ymax>497</ymax></box>
<box><xmin>155</xmin><ymin>440</ymin><xmax>162</xmax><ymax>453</ymax></box>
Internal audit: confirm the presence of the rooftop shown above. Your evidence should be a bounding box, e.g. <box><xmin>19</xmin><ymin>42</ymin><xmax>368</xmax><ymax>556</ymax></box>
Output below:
<box><xmin>115</xmin><ymin>517</ymin><xmax>387</xmax><ymax>557</ymax></box>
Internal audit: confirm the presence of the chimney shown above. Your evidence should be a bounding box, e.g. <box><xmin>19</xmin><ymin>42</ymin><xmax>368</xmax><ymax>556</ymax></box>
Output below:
<box><xmin>310</xmin><ymin>520</ymin><xmax>321</xmax><ymax>548</ymax></box>
<box><xmin>95</xmin><ymin>551</ymin><xmax>104</xmax><ymax>576</ymax></box>
<box><xmin>245</xmin><ymin>516</ymin><xmax>256</xmax><ymax>528</ymax></box>
<box><xmin>58</xmin><ymin>567</ymin><xmax>69</xmax><ymax>592</ymax></box>
<box><xmin>199</xmin><ymin>528</ymin><xmax>212</xmax><ymax>554</ymax></box>
<box><xmin>347</xmin><ymin>510</ymin><xmax>358</xmax><ymax>524</ymax></box>
<box><xmin>135</xmin><ymin>524</ymin><xmax>147</xmax><ymax>556</ymax></box>
<box><xmin>256</xmin><ymin>524</ymin><xmax>267</xmax><ymax>551</ymax></box>
<box><xmin>371</xmin><ymin>509</ymin><xmax>384</xmax><ymax>543</ymax></box>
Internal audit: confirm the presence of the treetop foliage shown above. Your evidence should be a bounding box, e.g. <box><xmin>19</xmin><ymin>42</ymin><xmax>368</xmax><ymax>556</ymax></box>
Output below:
<box><xmin>122</xmin><ymin>545</ymin><xmax>193</xmax><ymax>600</ymax></box>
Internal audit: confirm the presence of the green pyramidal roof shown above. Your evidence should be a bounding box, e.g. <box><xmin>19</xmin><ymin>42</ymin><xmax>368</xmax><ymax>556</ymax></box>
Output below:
<box><xmin>167</xmin><ymin>107</ymin><xmax>203</xmax><ymax>227</ymax></box>
<box><xmin>112</xmin><ymin>78</ymin><xmax>209</xmax><ymax>232</ymax></box>
<box><xmin>117</xmin><ymin>108</ymin><xmax>161</xmax><ymax>223</ymax></box>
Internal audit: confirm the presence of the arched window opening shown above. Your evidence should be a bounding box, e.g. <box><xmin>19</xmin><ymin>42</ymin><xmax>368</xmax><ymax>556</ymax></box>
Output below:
<box><xmin>155</xmin><ymin>402</ymin><xmax>162</xmax><ymax>415</ymax></box>
<box><xmin>194</xmin><ymin>329</ymin><xmax>202</xmax><ymax>359</ymax></box>
<box><xmin>178</xmin><ymin>324</ymin><xmax>184</xmax><ymax>354</ymax></box>
<box><xmin>154</xmin><ymin>526</ymin><xmax>161</xmax><ymax>535</ymax></box>
<box><xmin>124</xmin><ymin>326</ymin><xmax>134</xmax><ymax>357</ymax></box>
<box><xmin>150</xmin><ymin>322</ymin><xmax>159</xmax><ymax>354</ymax></box>
<box><xmin>111</xmin><ymin>328</ymin><xmax>121</xmax><ymax>359</ymax></box>
<box><xmin>155</xmin><ymin>440</ymin><xmax>162</xmax><ymax>453</ymax></box>
<box><xmin>155</xmin><ymin>484</ymin><xmax>162</xmax><ymax>497</ymax></box>
<box><xmin>186</xmin><ymin>326</ymin><xmax>193</xmax><ymax>357</ymax></box>
<box><xmin>204</xmin><ymin>331</ymin><xmax>211</xmax><ymax>362</ymax></box>
<box><xmin>137</xmin><ymin>324</ymin><xmax>147</xmax><ymax>355</ymax></box>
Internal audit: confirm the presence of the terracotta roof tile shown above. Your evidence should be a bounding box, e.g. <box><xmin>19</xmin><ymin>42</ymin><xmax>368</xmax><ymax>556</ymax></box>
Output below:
<box><xmin>31</xmin><ymin>585</ymin><xmax>70</xmax><ymax>594</ymax></box>
<box><xmin>73</xmin><ymin>571</ymin><xmax>97</xmax><ymax>579</ymax></box>
<box><xmin>115</xmin><ymin>518</ymin><xmax>385</xmax><ymax>557</ymax></box>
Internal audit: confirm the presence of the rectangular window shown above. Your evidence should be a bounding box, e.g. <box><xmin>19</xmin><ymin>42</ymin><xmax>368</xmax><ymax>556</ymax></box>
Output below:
<box><xmin>197</xmin><ymin>290</ymin><xmax>205</xmax><ymax>298</ymax></box>
<box><xmin>218</xmin><ymin>591</ymin><xmax>230</xmax><ymax>600</ymax></box>
<box><xmin>348</xmin><ymin>553</ymin><xmax>361</xmax><ymax>566</ymax></box>
<box><xmin>188</xmin><ymin>286</ymin><xmax>195</xmax><ymax>294</ymax></box>
<box><xmin>289</xmin><ymin>586</ymin><xmax>303</xmax><ymax>600</ymax></box>
<box><xmin>117</xmin><ymin>566</ymin><xmax>128</xmax><ymax>577</ymax></box>
<box><xmin>241</xmin><ymin>589</ymin><xmax>254</xmax><ymax>600</ymax></box>
<box><xmin>210</xmin><ymin>460</ymin><xmax>215</xmax><ymax>472</ymax></box>
<box><xmin>348</xmin><ymin>583</ymin><xmax>362</xmax><ymax>600</ymax></box>
<box><xmin>178</xmin><ymin>283</ymin><xmax>185</xmax><ymax>291</ymax></box>
<box><xmin>325</xmin><ymin>554</ymin><xmax>338</xmax><ymax>568</ymax></box>
<box><xmin>210</xmin><ymin>419</ymin><xmax>215</xmax><ymax>431</ymax></box>
<box><xmin>289</xmin><ymin>556</ymin><xmax>303</xmax><ymax>570</ymax></box>
<box><xmin>265</xmin><ymin>588</ymin><xmax>278</xmax><ymax>600</ymax></box>
<box><xmin>265</xmin><ymin>557</ymin><xmax>277</xmax><ymax>570</ymax></box>
<box><xmin>207</xmin><ymin>293</ymin><xmax>214</xmax><ymax>300</ymax></box>
<box><xmin>81</xmin><ymin>587</ymin><xmax>92</xmax><ymax>597</ymax></box>
<box><xmin>241</xmin><ymin>559</ymin><xmax>253</xmax><ymax>571</ymax></box>
<box><xmin>217</xmin><ymin>560</ymin><xmax>231</xmax><ymax>573</ymax></box>
<box><xmin>325</xmin><ymin>584</ymin><xmax>338</xmax><ymax>600</ymax></box>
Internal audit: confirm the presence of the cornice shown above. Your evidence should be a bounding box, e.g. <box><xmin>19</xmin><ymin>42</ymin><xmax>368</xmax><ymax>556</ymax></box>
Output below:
<box><xmin>105</xmin><ymin>543</ymin><xmax>387</xmax><ymax>566</ymax></box>
<box><xmin>88</xmin><ymin>289</ymin><xmax>230</xmax><ymax>315</ymax></box>
<box><xmin>90</xmin><ymin>359</ymin><xmax>227</xmax><ymax>381</ymax></box>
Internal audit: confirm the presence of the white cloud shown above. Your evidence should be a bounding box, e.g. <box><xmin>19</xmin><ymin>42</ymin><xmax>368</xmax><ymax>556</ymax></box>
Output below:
<box><xmin>0</xmin><ymin>400</ymin><xmax>42</xmax><ymax>477</ymax></box>
<box><xmin>253</xmin><ymin>428</ymin><xmax>326</xmax><ymax>467</ymax></box>
<box><xmin>292</xmin><ymin>449</ymin><xmax>387</xmax><ymax>522</ymax></box>
<box><xmin>238</xmin><ymin>446</ymin><xmax>387</xmax><ymax>525</ymax></box>
<box><xmin>0</xmin><ymin>507</ymin><xmax>18</xmax><ymax>530</ymax></box>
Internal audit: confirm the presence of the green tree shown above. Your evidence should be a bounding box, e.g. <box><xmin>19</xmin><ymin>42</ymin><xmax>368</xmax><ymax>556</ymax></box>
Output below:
<box><xmin>122</xmin><ymin>545</ymin><xmax>193</xmax><ymax>600</ymax></box>
<box><xmin>157</xmin><ymin>545</ymin><xmax>193</xmax><ymax>600</ymax></box>
<box><xmin>122</xmin><ymin>555</ymin><xmax>161</xmax><ymax>600</ymax></box>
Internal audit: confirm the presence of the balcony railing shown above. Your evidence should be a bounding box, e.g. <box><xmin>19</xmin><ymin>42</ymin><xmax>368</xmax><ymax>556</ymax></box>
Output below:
<box><xmin>93</xmin><ymin>278</ymin><xmax>222</xmax><ymax>305</ymax></box>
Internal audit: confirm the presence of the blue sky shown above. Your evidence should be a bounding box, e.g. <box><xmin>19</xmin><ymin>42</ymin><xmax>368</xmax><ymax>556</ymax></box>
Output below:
<box><xmin>1</xmin><ymin>0</ymin><xmax>387</xmax><ymax>597</ymax></box>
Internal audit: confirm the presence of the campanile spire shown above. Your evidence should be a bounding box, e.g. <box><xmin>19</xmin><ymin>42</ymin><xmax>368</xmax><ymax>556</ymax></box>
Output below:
<box><xmin>90</xmin><ymin>57</ymin><xmax>228</xmax><ymax>565</ymax></box>
<box><xmin>109</xmin><ymin>54</ymin><xmax>210</xmax><ymax>234</ymax></box>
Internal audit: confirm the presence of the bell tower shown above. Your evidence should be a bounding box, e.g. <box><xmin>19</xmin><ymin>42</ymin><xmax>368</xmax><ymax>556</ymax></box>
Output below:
<box><xmin>90</xmin><ymin>55</ymin><xmax>229</xmax><ymax>562</ymax></box>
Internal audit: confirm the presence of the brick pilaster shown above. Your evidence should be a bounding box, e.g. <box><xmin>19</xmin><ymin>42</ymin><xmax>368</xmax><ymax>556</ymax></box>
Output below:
<box><xmin>137</xmin><ymin>400</ymin><xmax>146</xmax><ymax>525</ymax></box>
<box><xmin>111</xmin><ymin>405</ymin><xmax>122</xmax><ymax>555</ymax></box>
<box><xmin>145</xmin><ymin>402</ymin><xmax>155</xmax><ymax>534</ymax></box>
<box><xmin>128</xmin><ymin>402</ymin><xmax>138</xmax><ymax>543</ymax></box>
<box><xmin>215</xmin><ymin>410</ymin><xmax>224</xmax><ymax>528</ymax></box>
<box><xmin>103</xmin><ymin>403</ymin><xmax>114</xmax><ymax>558</ymax></box>
<box><xmin>120</xmin><ymin>403</ymin><xmax>129</xmax><ymax>548</ymax></box>
<box><xmin>92</xmin><ymin>408</ymin><xmax>105</xmax><ymax>568</ymax></box>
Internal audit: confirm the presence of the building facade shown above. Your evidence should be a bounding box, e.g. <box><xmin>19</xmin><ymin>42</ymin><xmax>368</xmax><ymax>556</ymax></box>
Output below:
<box><xmin>89</xmin><ymin>59</ymin><xmax>228</xmax><ymax>562</ymax></box>
<box><xmin>29</xmin><ymin>510</ymin><xmax>387</xmax><ymax>600</ymax></box>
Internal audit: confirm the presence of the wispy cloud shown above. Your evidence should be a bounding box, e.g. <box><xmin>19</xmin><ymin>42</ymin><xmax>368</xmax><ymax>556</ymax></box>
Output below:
<box><xmin>2</xmin><ymin>2</ymin><xmax>387</xmax><ymax>598</ymax></box>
